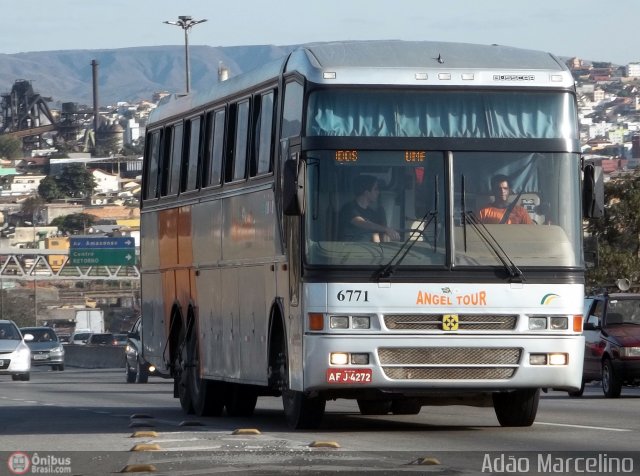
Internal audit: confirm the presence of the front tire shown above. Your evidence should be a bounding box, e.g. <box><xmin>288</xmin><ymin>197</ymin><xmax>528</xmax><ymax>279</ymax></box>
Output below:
<box><xmin>602</xmin><ymin>359</ymin><xmax>622</xmax><ymax>398</ymax></box>
<box><xmin>493</xmin><ymin>388</ymin><xmax>539</xmax><ymax>427</ymax></box>
<box><xmin>568</xmin><ymin>380</ymin><xmax>585</xmax><ymax>397</ymax></box>
<box><xmin>135</xmin><ymin>359</ymin><xmax>149</xmax><ymax>383</ymax></box>
<box><xmin>126</xmin><ymin>362</ymin><xmax>136</xmax><ymax>383</ymax></box>
<box><xmin>277</xmin><ymin>349</ymin><xmax>325</xmax><ymax>429</ymax></box>
<box><xmin>391</xmin><ymin>399</ymin><xmax>422</xmax><ymax>415</ymax></box>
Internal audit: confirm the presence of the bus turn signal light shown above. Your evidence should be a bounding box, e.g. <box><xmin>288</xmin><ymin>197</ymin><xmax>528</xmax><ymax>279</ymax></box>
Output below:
<box><xmin>573</xmin><ymin>315</ymin><xmax>583</xmax><ymax>332</ymax></box>
<box><xmin>309</xmin><ymin>313</ymin><xmax>324</xmax><ymax>331</ymax></box>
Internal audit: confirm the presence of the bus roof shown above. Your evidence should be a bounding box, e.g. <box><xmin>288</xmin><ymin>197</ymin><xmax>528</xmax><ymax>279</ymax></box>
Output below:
<box><xmin>149</xmin><ymin>40</ymin><xmax>573</xmax><ymax>125</ymax></box>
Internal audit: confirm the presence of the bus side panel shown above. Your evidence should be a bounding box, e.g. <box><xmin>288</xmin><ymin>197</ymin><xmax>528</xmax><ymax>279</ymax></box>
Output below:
<box><xmin>196</xmin><ymin>268</ymin><xmax>224</xmax><ymax>378</ymax></box>
<box><xmin>141</xmin><ymin>272</ymin><xmax>167</xmax><ymax>371</ymax></box>
<box><xmin>159</xmin><ymin>208</ymin><xmax>179</xmax><ymax>268</ymax></box>
<box><xmin>238</xmin><ymin>265</ymin><xmax>269</xmax><ymax>384</ymax></box>
<box><xmin>220</xmin><ymin>267</ymin><xmax>240</xmax><ymax>379</ymax></box>
<box><xmin>140</xmin><ymin>211</ymin><xmax>160</xmax><ymax>271</ymax></box>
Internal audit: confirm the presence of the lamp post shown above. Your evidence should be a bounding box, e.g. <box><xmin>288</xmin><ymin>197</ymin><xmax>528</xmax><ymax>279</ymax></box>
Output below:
<box><xmin>163</xmin><ymin>15</ymin><xmax>207</xmax><ymax>94</ymax></box>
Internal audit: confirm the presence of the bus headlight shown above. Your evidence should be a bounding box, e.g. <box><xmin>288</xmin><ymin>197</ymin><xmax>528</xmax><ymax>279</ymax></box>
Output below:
<box><xmin>549</xmin><ymin>317</ymin><xmax>568</xmax><ymax>330</ymax></box>
<box><xmin>529</xmin><ymin>317</ymin><xmax>547</xmax><ymax>330</ymax></box>
<box><xmin>330</xmin><ymin>316</ymin><xmax>349</xmax><ymax>329</ymax></box>
<box><xmin>351</xmin><ymin>316</ymin><xmax>370</xmax><ymax>329</ymax></box>
<box><xmin>330</xmin><ymin>352</ymin><xmax>349</xmax><ymax>365</ymax></box>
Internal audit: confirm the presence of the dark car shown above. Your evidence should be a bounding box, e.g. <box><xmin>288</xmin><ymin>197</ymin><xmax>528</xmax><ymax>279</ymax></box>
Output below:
<box><xmin>20</xmin><ymin>327</ymin><xmax>65</xmax><ymax>371</ymax></box>
<box><xmin>86</xmin><ymin>333</ymin><xmax>115</xmax><ymax>345</ymax></box>
<box><xmin>572</xmin><ymin>293</ymin><xmax>640</xmax><ymax>397</ymax></box>
<box><xmin>125</xmin><ymin>317</ymin><xmax>156</xmax><ymax>383</ymax></box>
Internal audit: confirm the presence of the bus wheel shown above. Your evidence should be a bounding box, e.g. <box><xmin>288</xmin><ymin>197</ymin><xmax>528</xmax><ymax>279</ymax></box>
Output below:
<box><xmin>602</xmin><ymin>359</ymin><xmax>622</xmax><ymax>398</ymax></box>
<box><xmin>225</xmin><ymin>384</ymin><xmax>257</xmax><ymax>417</ymax></box>
<box><xmin>493</xmin><ymin>388</ymin><xmax>539</xmax><ymax>427</ymax></box>
<box><xmin>567</xmin><ymin>380</ymin><xmax>585</xmax><ymax>397</ymax></box>
<box><xmin>277</xmin><ymin>350</ymin><xmax>325</xmax><ymax>429</ymax></box>
<box><xmin>187</xmin><ymin>328</ymin><xmax>225</xmax><ymax>416</ymax></box>
<box><xmin>175</xmin><ymin>324</ymin><xmax>194</xmax><ymax>414</ymax></box>
<box><xmin>390</xmin><ymin>399</ymin><xmax>422</xmax><ymax>415</ymax></box>
<box><xmin>357</xmin><ymin>399</ymin><xmax>391</xmax><ymax>415</ymax></box>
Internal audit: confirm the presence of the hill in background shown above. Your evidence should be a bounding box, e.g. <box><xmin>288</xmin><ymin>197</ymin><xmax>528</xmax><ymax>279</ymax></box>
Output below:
<box><xmin>0</xmin><ymin>44</ymin><xmax>297</xmax><ymax>107</ymax></box>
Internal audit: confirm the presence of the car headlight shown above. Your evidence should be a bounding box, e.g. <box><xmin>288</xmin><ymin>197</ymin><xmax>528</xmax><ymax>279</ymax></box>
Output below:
<box><xmin>620</xmin><ymin>347</ymin><xmax>640</xmax><ymax>358</ymax></box>
<box><xmin>50</xmin><ymin>345</ymin><xmax>65</xmax><ymax>354</ymax></box>
<box><xmin>14</xmin><ymin>343</ymin><xmax>31</xmax><ymax>361</ymax></box>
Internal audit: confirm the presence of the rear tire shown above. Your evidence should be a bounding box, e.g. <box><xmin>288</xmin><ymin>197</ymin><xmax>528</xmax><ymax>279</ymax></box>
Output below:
<box><xmin>175</xmin><ymin>323</ymin><xmax>194</xmax><ymax>414</ymax></box>
<box><xmin>57</xmin><ymin>364</ymin><xmax>65</xmax><ymax>371</ymax></box>
<box><xmin>357</xmin><ymin>399</ymin><xmax>392</xmax><ymax>415</ymax></box>
<box><xmin>602</xmin><ymin>359</ymin><xmax>622</xmax><ymax>398</ymax></box>
<box><xmin>493</xmin><ymin>388</ymin><xmax>539</xmax><ymax>427</ymax></box>
<box><xmin>187</xmin><ymin>328</ymin><xmax>225</xmax><ymax>417</ymax></box>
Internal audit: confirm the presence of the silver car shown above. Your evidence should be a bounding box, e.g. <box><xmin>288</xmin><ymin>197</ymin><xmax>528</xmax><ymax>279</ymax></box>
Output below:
<box><xmin>0</xmin><ymin>320</ymin><xmax>33</xmax><ymax>381</ymax></box>
<box><xmin>20</xmin><ymin>327</ymin><xmax>65</xmax><ymax>371</ymax></box>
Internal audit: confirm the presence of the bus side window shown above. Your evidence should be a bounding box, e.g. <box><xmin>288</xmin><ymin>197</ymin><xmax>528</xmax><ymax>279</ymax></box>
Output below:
<box><xmin>229</xmin><ymin>99</ymin><xmax>250</xmax><ymax>182</ymax></box>
<box><xmin>251</xmin><ymin>90</ymin><xmax>275</xmax><ymax>177</ymax></box>
<box><xmin>143</xmin><ymin>130</ymin><xmax>161</xmax><ymax>200</ymax></box>
<box><xmin>162</xmin><ymin>122</ymin><xmax>183</xmax><ymax>196</ymax></box>
<box><xmin>281</xmin><ymin>81</ymin><xmax>303</xmax><ymax>139</ymax></box>
<box><xmin>181</xmin><ymin>115</ymin><xmax>202</xmax><ymax>193</ymax></box>
<box><xmin>203</xmin><ymin>108</ymin><xmax>225</xmax><ymax>187</ymax></box>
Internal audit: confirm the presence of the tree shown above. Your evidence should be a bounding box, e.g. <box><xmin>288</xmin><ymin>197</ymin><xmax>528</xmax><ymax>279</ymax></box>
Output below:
<box><xmin>0</xmin><ymin>135</ymin><xmax>23</xmax><ymax>159</ymax></box>
<box><xmin>585</xmin><ymin>173</ymin><xmax>640</xmax><ymax>289</ymax></box>
<box><xmin>57</xmin><ymin>163</ymin><xmax>96</xmax><ymax>198</ymax></box>
<box><xmin>20</xmin><ymin>196</ymin><xmax>46</xmax><ymax>223</ymax></box>
<box><xmin>38</xmin><ymin>176</ymin><xmax>64</xmax><ymax>202</ymax></box>
<box><xmin>50</xmin><ymin>213</ymin><xmax>97</xmax><ymax>234</ymax></box>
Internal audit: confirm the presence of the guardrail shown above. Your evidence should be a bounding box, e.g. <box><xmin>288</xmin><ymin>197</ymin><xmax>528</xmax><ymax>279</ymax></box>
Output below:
<box><xmin>64</xmin><ymin>344</ymin><xmax>126</xmax><ymax>368</ymax></box>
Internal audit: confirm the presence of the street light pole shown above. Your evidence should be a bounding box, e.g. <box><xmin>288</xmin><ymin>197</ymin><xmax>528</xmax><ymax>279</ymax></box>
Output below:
<box><xmin>163</xmin><ymin>15</ymin><xmax>207</xmax><ymax>94</ymax></box>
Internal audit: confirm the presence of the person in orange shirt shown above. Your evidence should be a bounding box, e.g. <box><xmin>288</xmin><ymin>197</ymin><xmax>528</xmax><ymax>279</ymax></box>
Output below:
<box><xmin>479</xmin><ymin>174</ymin><xmax>532</xmax><ymax>224</ymax></box>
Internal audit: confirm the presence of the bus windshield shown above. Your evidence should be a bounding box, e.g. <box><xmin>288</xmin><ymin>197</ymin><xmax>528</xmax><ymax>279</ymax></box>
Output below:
<box><xmin>303</xmin><ymin>150</ymin><xmax>582</xmax><ymax>269</ymax></box>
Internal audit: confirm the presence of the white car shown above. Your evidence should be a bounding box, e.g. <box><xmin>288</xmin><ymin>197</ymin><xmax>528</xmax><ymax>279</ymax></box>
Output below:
<box><xmin>69</xmin><ymin>329</ymin><xmax>93</xmax><ymax>345</ymax></box>
<box><xmin>0</xmin><ymin>320</ymin><xmax>33</xmax><ymax>381</ymax></box>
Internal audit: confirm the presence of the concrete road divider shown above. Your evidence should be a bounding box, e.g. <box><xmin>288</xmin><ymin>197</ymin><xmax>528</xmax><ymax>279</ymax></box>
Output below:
<box><xmin>64</xmin><ymin>345</ymin><xmax>126</xmax><ymax>368</ymax></box>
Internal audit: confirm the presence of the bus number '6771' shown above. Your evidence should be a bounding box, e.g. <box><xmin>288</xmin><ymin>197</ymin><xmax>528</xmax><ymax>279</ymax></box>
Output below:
<box><xmin>336</xmin><ymin>290</ymin><xmax>369</xmax><ymax>302</ymax></box>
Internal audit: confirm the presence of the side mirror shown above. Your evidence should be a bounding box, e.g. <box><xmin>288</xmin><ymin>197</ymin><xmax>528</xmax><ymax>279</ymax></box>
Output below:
<box><xmin>283</xmin><ymin>159</ymin><xmax>306</xmax><ymax>216</ymax></box>
<box><xmin>582</xmin><ymin>161</ymin><xmax>604</xmax><ymax>218</ymax></box>
<box><xmin>23</xmin><ymin>333</ymin><xmax>34</xmax><ymax>342</ymax></box>
<box><xmin>583</xmin><ymin>315</ymin><xmax>600</xmax><ymax>331</ymax></box>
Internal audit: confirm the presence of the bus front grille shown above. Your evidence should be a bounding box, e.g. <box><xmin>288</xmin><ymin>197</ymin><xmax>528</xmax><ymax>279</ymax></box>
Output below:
<box><xmin>383</xmin><ymin>314</ymin><xmax>517</xmax><ymax>331</ymax></box>
<box><xmin>382</xmin><ymin>367</ymin><xmax>516</xmax><ymax>380</ymax></box>
<box><xmin>378</xmin><ymin>347</ymin><xmax>521</xmax><ymax>380</ymax></box>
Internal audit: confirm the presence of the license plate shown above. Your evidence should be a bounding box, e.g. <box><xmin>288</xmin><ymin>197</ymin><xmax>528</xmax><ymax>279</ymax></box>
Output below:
<box><xmin>33</xmin><ymin>354</ymin><xmax>48</xmax><ymax>360</ymax></box>
<box><xmin>327</xmin><ymin>368</ymin><xmax>372</xmax><ymax>384</ymax></box>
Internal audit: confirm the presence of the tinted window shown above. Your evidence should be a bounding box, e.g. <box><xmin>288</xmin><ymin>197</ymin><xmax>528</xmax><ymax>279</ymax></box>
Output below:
<box><xmin>144</xmin><ymin>130</ymin><xmax>161</xmax><ymax>199</ymax></box>
<box><xmin>254</xmin><ymin>91</ymin><xmax>274</xmax><ymax>176</ymax></box>
<box><xmin>233</xmin><ymin>100</ymin><xmax>250</xmax><ymax>181</ymax></box>
<box><xmin>281</xmin><ymin>81</ymin><xmax>303</xmax><ymax>138</ymax></box>
<box><xmin>206</xmin><ymin>108</ymin><xmax>225</xmax><ymax>187</ymax></box>
<box><xmin>167</xmin><ymin>123</ymin><xmax>183</xmax><ymax>195</ymax></box>
<box><xmin>182</xmin><ymin>116</ymin><xmax>201</xmax><ymax>192</ymax></box>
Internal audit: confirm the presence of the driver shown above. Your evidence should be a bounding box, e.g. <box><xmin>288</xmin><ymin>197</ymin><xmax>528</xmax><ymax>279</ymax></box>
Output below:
<box><xmin>479</xmin><ymin>174</ymin><xmax>532</xmax><ymax>224</ymax></box>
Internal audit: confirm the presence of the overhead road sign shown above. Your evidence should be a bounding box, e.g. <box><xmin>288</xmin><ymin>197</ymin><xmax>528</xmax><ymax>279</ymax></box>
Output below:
<box><xmin>70</xmin><ymin>237</ymin><xmax>135</xmax><ymax>249</ymax></box>
<box><xmin>69</xmin><ymin>236</ymin><xmax>136</xmax><ymax>266</ymax></box>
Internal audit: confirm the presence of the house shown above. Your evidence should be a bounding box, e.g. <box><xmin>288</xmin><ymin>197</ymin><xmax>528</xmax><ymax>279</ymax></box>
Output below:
<box><xmin>1</xmin><ymin>174</ymin><xmax>46</xmax><ymax>196</ymax></box>
<box><xmin>91</xmin><ymin>169</ymin><xmax>120</xmax><ymax>194</ymax></box>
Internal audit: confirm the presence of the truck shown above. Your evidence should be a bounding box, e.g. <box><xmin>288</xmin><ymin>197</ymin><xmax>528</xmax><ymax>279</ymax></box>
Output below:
<box><xmin>43</xmin><ymin>307</ymin><xmax>105</xmax><ymax>340</ymax></box>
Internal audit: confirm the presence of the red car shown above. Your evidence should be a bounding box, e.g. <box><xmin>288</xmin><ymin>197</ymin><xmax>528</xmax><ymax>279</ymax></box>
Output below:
<box><xmin>572</xmin><ymin>293</ymin><xmax>640</xmax><ymax>397</ymax></box>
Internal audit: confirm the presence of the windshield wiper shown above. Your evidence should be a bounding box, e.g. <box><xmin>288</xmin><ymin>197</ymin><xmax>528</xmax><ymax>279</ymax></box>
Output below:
<box><xmin>376</xmin><ymin>176</ymin><xmax>439</xmax><ymax>281</ymax></box>
<box><xmin>462</xmin><ymin>210</ymin><xmax>524</xmax><ymax>282</ymax></box>
<box><xmin>460</xmin><ymin>174</ymin><xmax>523</xmax><ymax>282</ymax></box>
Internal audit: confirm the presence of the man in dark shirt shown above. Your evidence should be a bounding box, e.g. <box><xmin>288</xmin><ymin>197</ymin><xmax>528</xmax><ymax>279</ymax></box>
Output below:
<box><xmin>339</xmin><ymin>175</ymin><xmax>400</xmax><ymax>242</ymax></box>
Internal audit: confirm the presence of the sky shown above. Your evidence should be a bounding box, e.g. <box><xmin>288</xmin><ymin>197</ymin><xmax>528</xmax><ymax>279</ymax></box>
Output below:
<box><xmin>1</xmin><ymin>0</ymin><xmax>639</xmax><ymax>65</ymax></box>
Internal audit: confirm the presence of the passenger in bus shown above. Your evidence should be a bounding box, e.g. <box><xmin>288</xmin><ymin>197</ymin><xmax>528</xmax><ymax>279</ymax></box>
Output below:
<box><xmin>479</xmin><ymin>174</ymin><xmax>532</xmax><ymax>224</ymax></box>
<box><xmin>338</xmin><ymin>175</ymin><xmax>400</xmax><ymax>242</ymax></box>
